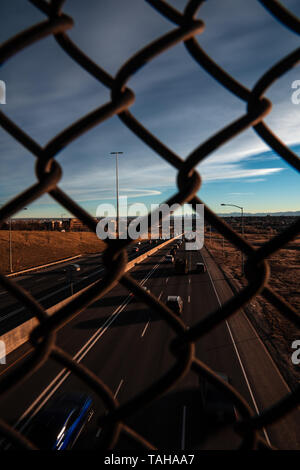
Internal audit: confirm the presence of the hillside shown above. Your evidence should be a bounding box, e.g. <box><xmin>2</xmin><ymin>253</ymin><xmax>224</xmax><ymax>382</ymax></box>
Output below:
<box><xmin>0</xmin><ymin>231</ymin><xmax>106</xmax><ymax>274</ymax></box>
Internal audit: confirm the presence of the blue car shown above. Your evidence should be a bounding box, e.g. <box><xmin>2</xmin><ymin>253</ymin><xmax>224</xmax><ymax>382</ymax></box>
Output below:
<box><xmin>26</xmin><ymin>392</ymin><xmax>94</xmax><ymax>450</ymax></box>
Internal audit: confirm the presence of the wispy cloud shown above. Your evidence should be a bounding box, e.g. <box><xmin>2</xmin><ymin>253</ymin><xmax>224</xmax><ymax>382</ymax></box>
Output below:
<box><xmin>64</xmin><ymin>188</ymin><xmax>162</xmax><ymax>202</ymax></box>
<box><xmin>1</xmin><ymin>0</ymin><xmax>299</xmax><ymax>216</ymax></box>
<box><xmin>200</xmin><ymin>166</ymin><xmax>284</xmax><ymax>182</ymax></box>
<box><xmin>243</xmin><ymin>178</ymin><xmax>266</xmax><ymax>183</ymax></box>
<box><xmin>228</xmin><ymin>192</ymin><xmax>254</xmax><ymax>196</ymax></box>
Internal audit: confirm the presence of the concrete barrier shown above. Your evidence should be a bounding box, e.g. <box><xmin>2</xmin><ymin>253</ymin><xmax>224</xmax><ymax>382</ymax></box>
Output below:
<box><xmin>6</xmin><ymin>254</ymin><xmax>84</xmax><ymax>278</ymax></box>
<box><xmin>0</xmin><ymin>236</ymin><xmax>180</xmax><ymax>358</ymax></box>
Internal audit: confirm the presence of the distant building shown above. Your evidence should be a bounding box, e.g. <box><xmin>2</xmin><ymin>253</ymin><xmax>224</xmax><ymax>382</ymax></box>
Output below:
<box><xmin>68</xmin><ymin>218</ymin><xmax>98</xmax><ymax>231</ymax></box>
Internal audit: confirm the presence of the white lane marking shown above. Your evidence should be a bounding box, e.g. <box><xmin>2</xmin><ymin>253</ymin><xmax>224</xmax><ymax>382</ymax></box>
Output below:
<box><xmin>79</xmin><ymin>267</ymin><xmax>104</xmax><ymax>280</ymax></box>
<box><xmin>0</xmin><ymin>268</ymin><xmax>104</xmax><ymax>323</ymax></box>
<box><xmin>1</xmin><ymin>286</ymin><xmax>70</xmax><ymax>322</ymax></box>
<box><xmin>18</xmin><ymin>257</ymin><xmax>165</xmax><ymax>427</ymax></box>
<box><xmin>16</xmin><ymin>295</ymin><xmax>131</xmax><ymax>433</ymax></box>
<box><xmin>166</xmin><ymin>278</ymin><xmax>169</xmax><ymax>284</ymax></box>
<box><xmin>204</xmin><ymin>256</ymin><xmax>272</xmax><ymax>447</ymax></box>
<box><xmin>242</xmin><ymin>307</ymin><xmax>291</xmax><ymax>393</ymax></box>
<box><xmin>0</xmin><ymin>291</ymin><xmax>7</xmax><ymax>296</ymax></box>
<box><xmin>57</xmin><ymin>277</ymin><xmax>65</xmax><ymax>281</ymax></box>
<box><xmin>15</xmin><ymin>258</ymin><xmax>163</xmax><ymax>432</ymax></box>
<box><xmin>225</xmin><ymin>322</ymin><xmax>271</xmax><ymax>446</ymax></box>
<box><xmin>188</xmin><ymin>296</ymin><xmax>190</xmax><ymax>303</ymax></box>
<box><xmin>141</xmin><ymin>319</ymin><xmax>150</xmax><ymax>338</ymax></box>
<box><xmin>140</xmin><ymin>261</ymin><xmax>161</xmax><ymax>287</ymax></box>
<box><xmin>114</xmin><ymin>379</ymin><xmax>124</xmax><ymax>399</ymax></box>
<box><xmin>158</xmin><ymin>290</ymin><xmax>163</xmax><ymax>300</ymax></box>
<box><xmin>188</xmin><ymin>278</ymin><xmax>191</xmax><ymax>284</ymax></box>
<box><xmin>181</xmin><ymin>406</ymin><xmax>187</xmax><ymax>450</ymax></box>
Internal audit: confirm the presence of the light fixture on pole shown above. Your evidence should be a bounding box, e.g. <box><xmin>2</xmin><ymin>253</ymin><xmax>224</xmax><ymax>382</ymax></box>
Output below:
<box><xmin>220</xmin><ymin>203</ymin><xmax>244</xmax><ymax>274</ymax></box>
<box><xmin>110</xmin><ymin>152</ymin><xmax>123</xmax><ymax>239</ymax></box>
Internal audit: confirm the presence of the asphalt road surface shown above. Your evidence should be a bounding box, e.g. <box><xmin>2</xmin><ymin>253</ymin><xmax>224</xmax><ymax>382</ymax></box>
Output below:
<box><xmin>0</xmin><ymin>240</ymin><xmax>299</xmax><ymax>450</ymax></box>
<box><xmin>0</xmin><ymin>239</ymin><xmax>158</xmax><ymax>333</ymax></box>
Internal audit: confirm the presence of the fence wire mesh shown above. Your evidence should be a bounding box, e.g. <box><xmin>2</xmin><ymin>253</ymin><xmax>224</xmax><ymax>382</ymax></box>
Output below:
<box><xmin>0</xmin><ymin>0</ymin><xmax>299</xmax><ymax>450</ymax></box>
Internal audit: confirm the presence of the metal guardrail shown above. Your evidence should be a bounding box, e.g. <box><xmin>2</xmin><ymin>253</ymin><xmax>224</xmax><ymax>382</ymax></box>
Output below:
<box><xmin>0</xmin><ymin>0</ymin><xmax>299</xmax><ymax>450</ymax></box>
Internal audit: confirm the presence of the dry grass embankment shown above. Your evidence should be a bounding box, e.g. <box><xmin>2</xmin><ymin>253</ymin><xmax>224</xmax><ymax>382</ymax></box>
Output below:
<box><xmin>0</xmin><ymin>231</ymin><xmax>106</xmax><ymax>274</ymax></box>
<box><xmin>205</xmin><ymin>231</ymin><xmax>300</xmax><ymax>390</ymax></box>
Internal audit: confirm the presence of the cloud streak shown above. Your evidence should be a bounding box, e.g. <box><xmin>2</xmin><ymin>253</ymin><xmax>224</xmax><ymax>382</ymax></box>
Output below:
<box><xmin>0</xmin><ymin>0</ymin><xmax>299</xmax><ymax>215</ymax></box>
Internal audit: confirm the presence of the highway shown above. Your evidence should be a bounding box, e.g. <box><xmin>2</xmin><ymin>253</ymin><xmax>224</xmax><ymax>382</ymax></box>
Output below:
<box><xmin>0</xmin><ymin>239</ymin><xmax>299</xmax><ymax>450</ymax></box>
<box><xmin>0</xmin><ymin>239</ymin><xmax>158</xmax><ymax>334</ymax></box>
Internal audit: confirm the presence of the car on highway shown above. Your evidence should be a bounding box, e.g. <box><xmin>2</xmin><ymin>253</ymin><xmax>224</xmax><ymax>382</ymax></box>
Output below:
<box><xmin>68</xmin><ymin>263</ymin><xmax>81</xmax><ymax>272</ymax></box>
<box><xmin>196</xmin><ymin>262</ymin><xmax>207</xmax><ymax>273</ymax></box>
<box><xmin>165</xmin><ymin>254</ymin><xmax>174</xmax><ymax>263</ymax></box>
<box><xmin>63</xmin><ymin>263</ymin><xmax>81</xmax><ymax>278</ymax></box>
<box><xmin>133</xmin><ymin>246</ymin><xmax>139</xmax><ymax>252</ymax></box>
<box><xmin>166</xmin><ymin>296</ymin><xmax>183</xmax><ymax>316</ymax></box>
<box><xmin>26</xmin><ymin>392</ymin><xmax>94</xmax><ymax>450</ymax></box>
<box><xmin>170</xmin><ymin>247</ymin><xmax>177</xmax><ymax>256</ymax></box>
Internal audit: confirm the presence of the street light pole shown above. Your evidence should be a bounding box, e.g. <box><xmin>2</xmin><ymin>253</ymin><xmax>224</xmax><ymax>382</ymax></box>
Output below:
<box><xmin>220</xmin><ymin>203</ymin><xmax>244</xmax><ymax>275</ymax></box>
<box><xmin>110</xmin><ymin>152</ymin><xmax>123</xmax><ymax>239</ymax></box>
<box><xmin>9</xmin><ymin>217</ymin><xmax>12</xmax><ymax>273</ymax></box>
<box><xmin>9</xmin><ymin>207</ymin><xmax>28</xmax><ymax>273</ymax></box>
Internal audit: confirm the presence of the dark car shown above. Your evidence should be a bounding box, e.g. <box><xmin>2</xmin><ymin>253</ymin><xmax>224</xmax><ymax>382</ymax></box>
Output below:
<box><xmin>26</xmin><ymin>392</ymin><xmax>94</xmax><ymax>450</ymax></box>
<box><xmin>63</xmin><ymin>263</ymin><xmax>81</xmax><ymax>274</ymax></box>
<box><xmin>166</xmin><ymin>295</ymin><xmax>183</xmax><ymax>315</ymax></box>
<box><xmin>196</xmin><ymin>262</ymin><xmax>207</xmax><ymax>273</ymax></box>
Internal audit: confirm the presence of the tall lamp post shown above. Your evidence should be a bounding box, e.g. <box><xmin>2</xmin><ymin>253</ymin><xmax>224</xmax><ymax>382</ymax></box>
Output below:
<box><xmin>220</xmin><ymin>203</ymin><xmax>244</xmax><ymax>275</ymax></box>
<box><xmin>110</xmin><ymin>151</ymin><xmax>123</xmax><ymax>239</ymax></box>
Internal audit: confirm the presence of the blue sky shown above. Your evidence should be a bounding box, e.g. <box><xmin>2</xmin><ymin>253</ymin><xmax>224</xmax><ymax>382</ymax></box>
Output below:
<box><xmin>0</xmin><ymin>0</ymin><xmax>299</xmax><ymax>217</ymax></box>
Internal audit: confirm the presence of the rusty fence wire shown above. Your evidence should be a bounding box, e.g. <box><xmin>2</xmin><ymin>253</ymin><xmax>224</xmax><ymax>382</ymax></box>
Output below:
<box><xmin>0</xmin><ymin>0</ymin><xmax>299</xmax><ymax>450</ymax></box>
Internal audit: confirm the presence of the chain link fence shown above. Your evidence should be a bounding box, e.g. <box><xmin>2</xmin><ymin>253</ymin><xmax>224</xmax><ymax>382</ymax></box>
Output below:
<box><xmin>0</xmin><ymin>0</ymin><xmax>299</xmax><ymax>450</ymax></box>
